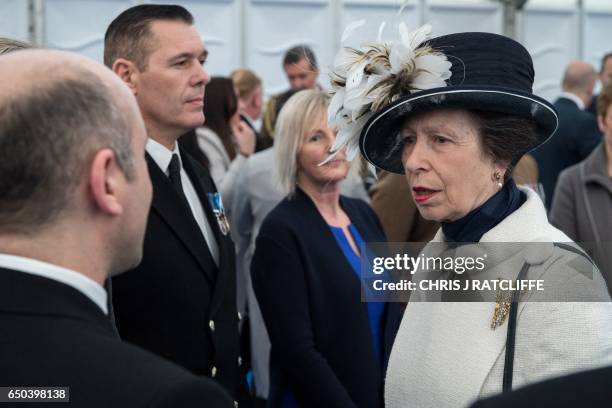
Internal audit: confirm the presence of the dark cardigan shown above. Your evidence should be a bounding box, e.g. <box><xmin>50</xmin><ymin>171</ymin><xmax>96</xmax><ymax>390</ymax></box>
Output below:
<box><xmin>251</xmin><ymin>188</ymin><xmax>401</xmax><ymax>408</ymax></box>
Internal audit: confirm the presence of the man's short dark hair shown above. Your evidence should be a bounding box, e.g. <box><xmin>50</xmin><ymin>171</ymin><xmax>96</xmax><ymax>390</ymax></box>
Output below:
<box><xmin>104</xmin><ymin>4</ymin><xmax>193</xmax><ymax>70</ymax></box>
<box><xmin>283</xmin><ymin>45</ymin><xmax>318</xmax><ymax>71</ymax></box>
<box><xmin>601</xmin><ymin>52</ymin><xmax>612</xmax><ymax>73</ymax></box>
<box><xmin>0</xmin><ymin>68</ymin><xmax>133</xmax><ymax>233</ymax></box>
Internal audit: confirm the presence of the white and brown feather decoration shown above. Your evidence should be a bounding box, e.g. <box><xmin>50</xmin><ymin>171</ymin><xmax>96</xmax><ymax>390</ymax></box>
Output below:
<box><xmin>322</xmin><ymin>22</ymin><xmax>452</xmax><ymax>164</ymax></box>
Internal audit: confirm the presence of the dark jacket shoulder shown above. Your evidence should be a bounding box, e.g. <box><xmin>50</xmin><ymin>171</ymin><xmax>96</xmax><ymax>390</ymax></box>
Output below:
<box><xmin>471</xmin><ymin>364</ymin><xmax>612</xmax><ymax>408</ymax></box>
<box><xmin>259</xmin><ymin>189</ymin><xmax>385</xmax><ymax>247</ymax></box>
<box><xmin>0</xmin><ymin>269</ymin><xmax>232</xmax><ymax>408</ymax></box>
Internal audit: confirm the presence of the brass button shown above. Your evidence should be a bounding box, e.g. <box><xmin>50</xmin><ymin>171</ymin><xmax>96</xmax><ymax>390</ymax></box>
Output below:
<box><xmin>209</xmin><ymin>320</ymin><xmax>215</xmax><ymax>331</ymax></box>
<box><xmin>234</xmin><ymin>401</ymin><xmax>238</xmax><ymax>408</ymax></box>
<box><xmin>238</xmin><ymin>356</ymin><xmax>242</xmax><ymax>366</ymax></box>
<box><xmin>211</xmin><ymin>366</ymin><xmax>217</xmax><ymax>377</ymax></box>
<box><xmin>237</xmin><ymin>312</ymin><xmax>242</xmax><ymax>321</ymax></box>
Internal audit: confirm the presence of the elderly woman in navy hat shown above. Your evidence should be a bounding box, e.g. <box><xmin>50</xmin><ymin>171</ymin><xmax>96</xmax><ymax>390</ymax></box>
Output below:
<box><xmin>328</xmin><ymin>25</ymin><xmax>612</xmax><ymax>407</ymax></box>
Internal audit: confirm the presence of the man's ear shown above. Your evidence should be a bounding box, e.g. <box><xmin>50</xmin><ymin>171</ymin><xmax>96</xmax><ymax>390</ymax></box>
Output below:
<box><xmin>112</xmin><ymin>58</ymin><xmax>139</xmax><ymax>95</ymax></box>
<box><xmin>89</xmin><ymin>149</ymin><xmax>124</xmax><ymax>216</ymax></box>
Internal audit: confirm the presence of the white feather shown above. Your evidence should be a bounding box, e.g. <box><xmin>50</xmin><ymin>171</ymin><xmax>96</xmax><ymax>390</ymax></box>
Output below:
<box><xmin>332</xmin><ymin>48</ymin><xmax>360</xmax><ymax>77</ymax></box>
<box><xmin>415</xmin><ymin>54</ymin><xmax>452</xmax><ymax>77</ymax></box>
<box><xmin>398</xmin><ymin>0</ymin><xmax>410</xmax><ymax>17</ymax></box>
<box><xmin>405</xmin><ymin>24</ymin><xmax>431</xmax><ymax>50</ymax></box>
<box><xmin>399</xmin><ymin>22</ymin><xmax>410</xmax><ymax>47</ymax></box>
<box><xmin>346</xmin><ymin>60</ymin><xmax>368</xmax><ymax>91</ymax></box>
<box><xmin>367</xmin><ymin>162</ymin><xmax>378</xmax><ymax>180</ymax></box>
<box><xmin>344</xmin><ymin>87</ymin><xmax>368</xmax><ymax>122</ymax></box>
<box><xmin>367</xmin><ymin>73</ymin><xmax>383</xmax><ymax>85</ymax></box>
<box><xmin>346</xmin><ymin>139</ymin><xmax>361</xmax><ymax>161</ymax></box>
<box><xmin>368</xmin><ymin>60</ymin><xmax>388</xmax><ymax>75</ymax></box>
<box><xmin>345</xmin><ymin>114</ymin><xmax>372</xmax><ymax>160</ymax></box>
<box><xmin>342</xmin><ymin>19</ymin><xmax>366</xmax><ymax>44</ymax></box>
<box><xmin>389</xmin><ymin>43</ymin><xmax>411</xmax><ymax>74</ymax></box>
<box><xmin>328</xmin><ymin>89</ymin><xmax>346</xmax><ymax>123</ymax></box>
<box><xmin>318</xmin><ymin>149</ymin><xmax>340</xmax><ymax>166</ymax></box>
<box><xmin>411</xmin><ymin>71</ymin><xmax>447</xmax><ymax>90</ymax></box>
<box><xmin>377</xmin><ymin>21</ymin><xmax>387</xmax><ymax>42</ymax></box>
<box><xmin>333</xmin><ymin>127</ymin><xmax>351</xmax><ymax>152</ymax></box>
<box><xmin>344</xmin><ymin>83</ymin><xmax>369</xmax><ymax>112</ymax></box>
<box><xmin>365</xmin><ymin>81</ymin><xmax>388</xmax><ymax>105</ymax></box>
<box><xmin>329</xmin><ymin>111</ymin><xmax>350</xmax><ymax>129</ymax></box>
<box><xmin>319</xmin><ymin>127</ymin><xmax>350</xmax><ymax>165</ymax></box>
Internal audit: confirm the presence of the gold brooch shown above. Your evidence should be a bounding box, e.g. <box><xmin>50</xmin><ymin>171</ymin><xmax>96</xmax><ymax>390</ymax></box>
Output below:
<box><xmin>491</xmin><ymin>285</ymin><xmax>512</xmax><ymax>330</ymax></box>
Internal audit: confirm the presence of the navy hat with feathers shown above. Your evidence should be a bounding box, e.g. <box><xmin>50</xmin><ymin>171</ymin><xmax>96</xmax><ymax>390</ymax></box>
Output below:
<box><xmin>327</xmin><ymin>27</ymin><xmax>558</xmax><ymax>174</ymax></box>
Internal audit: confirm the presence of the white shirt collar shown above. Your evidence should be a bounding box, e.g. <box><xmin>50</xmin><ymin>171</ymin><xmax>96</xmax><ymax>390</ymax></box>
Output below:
<box><xmin>559</xmin><ymin>92</ymin><xmax>585</xmax><ymax>110</ymax></box>
<box><xmin>145</xmin><ymin>136</ymin><xmax>221</xmax><ymax>265</ymax></box>
<box><xmin>240</xmin><ymin>113</ymin><xmax>256</xmax><ymax>129</ymax></box>
<box><xmin>0</xmin><ymin>254</ymin><xmax>108</xmax><ymax>314</ymax></box>
<box><xmin>146</xmin><ymin>138</ymin><xmax>182</xmax><ymax>175</ymax></box>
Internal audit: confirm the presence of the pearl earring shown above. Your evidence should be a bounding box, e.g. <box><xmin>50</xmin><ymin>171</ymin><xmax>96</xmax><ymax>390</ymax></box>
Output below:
<box><xmin>493</xmin><ymin>171</ymin><xmax>503</xmax><ymax>189</ymax></box>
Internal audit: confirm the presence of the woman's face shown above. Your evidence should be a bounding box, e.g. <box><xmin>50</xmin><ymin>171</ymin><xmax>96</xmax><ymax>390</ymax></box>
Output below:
<box><xmin>401</xmin><ymin>109</ymin><xmax>503</xmax><ymax>222</ymax></box>
<box><xmin>598</xmin><ymin>104</ymin><xmax>612</xmax><ymax>145</ymax></box>
<box><xmin>297</xmin><ymin>115</ymin><xmax>349</xmax><ymax>188</ymax></box>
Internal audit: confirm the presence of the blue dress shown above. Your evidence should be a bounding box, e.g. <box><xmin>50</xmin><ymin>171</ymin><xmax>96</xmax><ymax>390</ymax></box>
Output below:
<box><xmin>329</xmin><ymin>224</ymin><xmax>386</xmax><ymax>364</ymax></box>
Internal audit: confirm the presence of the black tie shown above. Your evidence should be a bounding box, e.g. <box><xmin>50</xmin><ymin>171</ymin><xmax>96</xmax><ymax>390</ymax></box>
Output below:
<box><xmin>168</xmin><ymin>154</ymin><xmax>191</xmax><ymax>211</ymax></box>
<box><xmin>167</xmin><ymin>153</ymin><xmax>219</xmax><ymax>274</ymax></box>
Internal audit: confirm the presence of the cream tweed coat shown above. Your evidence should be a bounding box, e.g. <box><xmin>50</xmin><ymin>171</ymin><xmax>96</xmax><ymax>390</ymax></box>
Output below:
<box><xmin>385</xmin><ymin>188</ymin><xmax>612</xmax><ymax>408</ymax></box>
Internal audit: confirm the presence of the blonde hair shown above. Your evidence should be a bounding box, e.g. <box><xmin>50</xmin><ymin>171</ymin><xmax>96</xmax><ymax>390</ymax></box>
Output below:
<box><xmin>275</xmin><ymin>89</ymin><xmax>330</xmax><ymax>196</ymax></box>
<box><xmin>0</xmin><ymin>37</ymin><xmax>31</xmax><ymax>55</ymax></box>
<box><xmin>230</xmin><ymin>68</ymin><xmax>262</xmax><ymax>100</ymax></box>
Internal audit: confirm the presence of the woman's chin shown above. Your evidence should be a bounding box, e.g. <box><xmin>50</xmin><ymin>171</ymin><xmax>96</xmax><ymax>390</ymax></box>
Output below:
<box><xmin>321</xmin><ymin>178</ymin><xmax>345</xmax><ymax>188</ymax></box>
<box><xmin>318</xmin><ymin>172</ymin><xmax>349</xmax><ymax>185</ymax></box>
<box><xmin>415</xmin><ymin>206</ymin><xmax>438</xmax><ymax>221</ymax></box>
<box><xmin>414</xmin><ymin>204</ymin><xmax>448</xmax><ymax>223</ymax></box>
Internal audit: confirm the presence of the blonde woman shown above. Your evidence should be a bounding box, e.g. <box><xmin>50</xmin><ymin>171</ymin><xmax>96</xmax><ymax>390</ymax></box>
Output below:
<box><xmin>251</xmin><ymin>90</ymin><xmax>398</xmax><ymax>407</ymax></box>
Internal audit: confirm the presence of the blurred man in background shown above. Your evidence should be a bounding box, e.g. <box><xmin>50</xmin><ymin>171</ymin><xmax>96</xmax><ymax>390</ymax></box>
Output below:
<box><xmin>533</xmin><ymin>61</ymin><xmax>601</xmax><ymax>210</ymax></box>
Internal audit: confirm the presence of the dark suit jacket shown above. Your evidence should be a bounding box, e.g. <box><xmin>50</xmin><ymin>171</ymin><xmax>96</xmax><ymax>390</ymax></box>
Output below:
<box><xmin>587</xmin><ymin>93</ymin><xmax>598</xmax><ymax>117</ymax></box>
<box><xmin>532</xmin><ymin>96</ymin><xmax>601</xmax><ymax>210</ymax></box>
<box><xmin>470</xmin><ymin>365</ymin><xmax>612</xmax><ymax>408</ymax></box>
<box><xmin>239</xmin><ymin>113</ymin><xmax>268</xmax><ymax>153</ymax></box>
<box><xmin>112</xmin><ymin>150</ymin><xmax>241</xmax><ymax>398</ymax></box>
<box><xmin>251</xmin><ymin>188</ymin><xmax>401</xmax><ymax>408</ymax></box>
<box><xmin>0</xmin><ymin>267</ymin><xmax>232</xmax><ymax>408</ymax></box>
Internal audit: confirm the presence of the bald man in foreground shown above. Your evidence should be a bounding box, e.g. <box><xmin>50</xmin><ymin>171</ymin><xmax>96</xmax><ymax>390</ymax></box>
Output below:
<box><xmin>533</xmin><ymin>60</ymin><xmax>602</xmax><ymax>210</ymax></box>
<box><xmin>0</xmin><ymin>50</ymin><xmax>231</xmax><ymax>407</ymax></box>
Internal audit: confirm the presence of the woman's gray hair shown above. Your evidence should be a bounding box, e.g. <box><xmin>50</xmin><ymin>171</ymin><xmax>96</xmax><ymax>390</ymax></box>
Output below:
<box><xmin>275</xmin><ymin>89</ymin><xmax>330</xmax><ymax>196</ymax></box>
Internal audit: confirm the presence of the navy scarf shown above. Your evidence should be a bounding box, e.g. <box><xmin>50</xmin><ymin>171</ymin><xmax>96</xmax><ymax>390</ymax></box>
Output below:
<box><xmin>442</xmin><ymin>179</ymin><xmax>525</xmax><ymax>243</ymax></box>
